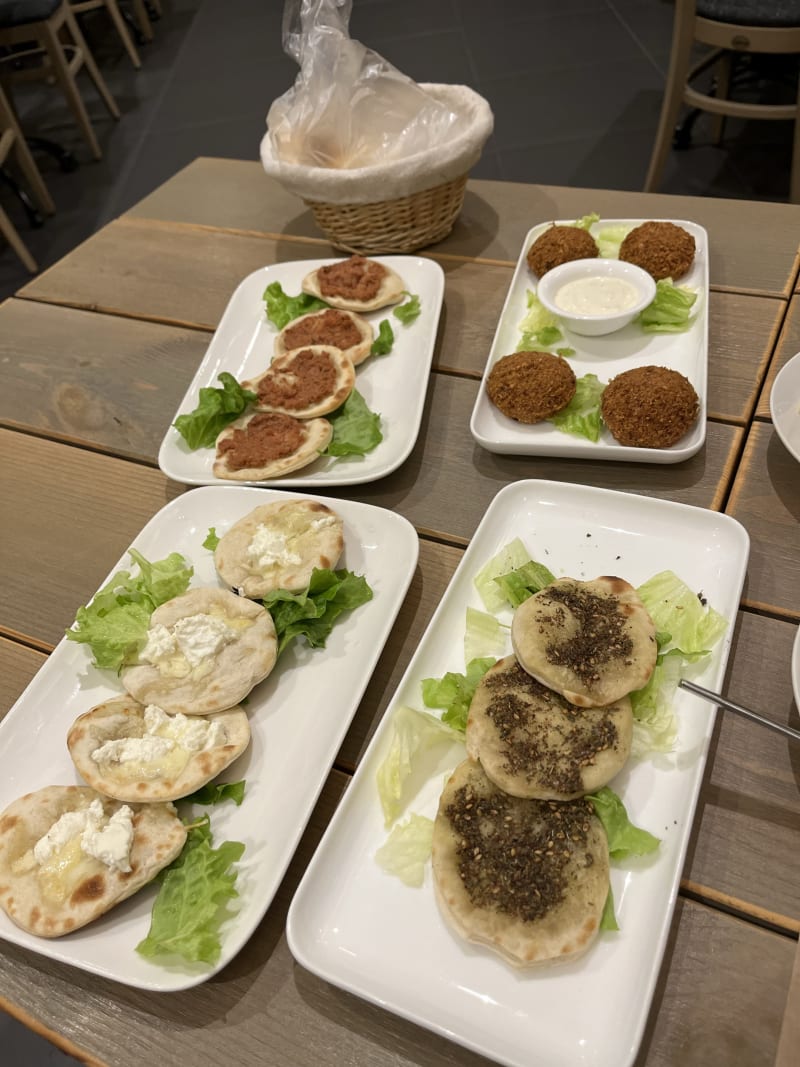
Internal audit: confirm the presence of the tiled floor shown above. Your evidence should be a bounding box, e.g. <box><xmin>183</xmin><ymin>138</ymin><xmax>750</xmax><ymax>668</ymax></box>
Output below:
<box><xmin>0</xmin><ymin>0</ymin><xmax>796</xmax><ymax>1061</ymax></box>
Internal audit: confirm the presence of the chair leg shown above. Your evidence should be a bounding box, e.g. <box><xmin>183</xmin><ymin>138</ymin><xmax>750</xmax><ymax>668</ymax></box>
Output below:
<box><xmin>0</xmin><ymin>86</ymin><xmax>55</xmax><ymax>214</ymax></box>
<box><xmin>710</xmin><ymin>52</ymin><xmax>732</xmax><ymax>144</ymax></box>
<box><xmin>130</xmin><ymin>0</ymin><xmax>154</xmax><ymax>42</ymax></box>
<box><xmin>40</xmin><ymin>19</ymin><xmax>102</xmax><ymax>159</ymax></box>
<box><xmin>0</xmin><ymin>203</ymin><xmax>37</xmax><ymax>272</ymax></box>
<box><xmin>64</xmin><ymin>8</ymin><xmax>121</xmax><ymax>119</ymax></box>
<box><xmin>644</xmin><ymin>3</ymin><xmax>697</xmax><ymax>192</ymax></box>
<box><xmin>104</xmin><ymin>0</ymin><xmax>142</xmax><ymax>69</ymax></box>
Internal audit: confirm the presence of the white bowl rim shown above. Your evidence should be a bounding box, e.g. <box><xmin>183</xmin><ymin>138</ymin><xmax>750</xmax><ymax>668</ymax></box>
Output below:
<box><xmin>537</xmin><ymin>258</ymin><xmax>657</xmax><ymax>322</ymax></box>
<box><xmin>769</xmin><ymin>349</ymin><xmax>800</xmax><ymax>463</ymax></box>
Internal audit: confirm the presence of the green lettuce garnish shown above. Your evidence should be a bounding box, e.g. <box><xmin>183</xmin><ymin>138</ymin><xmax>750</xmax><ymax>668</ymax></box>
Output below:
<box><xmin>421</xmin><ymin>657</ymin><xmax>495</xmax><ymax>733</ymax></box>
<box><xmin>637</xmin><ymin>278</ymin><xmax>697</xmax><ymax>333</ymax></box>
<box><xmin>493</xmin><ymin>559</ymin><xmax>556</xmax><ymax>609</ymax></box>
<box><xmin>473</xmin><ymin>537</ymin><xmax>533</xmax><ymax>613</ymax></box>
<box><xmin>184</xmin><ymin>781</ymin><xmax>246</xmax><ymax>807</ymax></box>
<box><xmin>588</xmin><ymin>787</ymin><xmax>660</xmax><ymax>859</ymax></box>
<box><xmin>202</xmin><ymin>527</ymin><xmax>220</xmax><ymax>552</ymax></box>
<box><xmin>550</xmin><ymin>372</ymin><xmax>605</xmax><ymax>442</ymax></box>
<box><xmin>323</xmin><ymin>389</ymin><xmax>382</xmax><ymax>457</ymax></box>
<box><xmin>173</xmin><ymin>372</ymin><xmax>257</xmax><ymax>450</ymax></box>
<box><xmin>376</xmin><ymin>706</ymin><xmax>462</xmax><ymax>827</ymax></box>
<box><xmin>464</xmin><ymin>606</ymin><xmax>507</xmax><ymax>663</ymax></box>
<box><xmin>371</xmin><ymin>319</ymin><xmax>394</xmax><ymax>356</ymax></box>
<box><xmin>637</xmin><ymin>570</ymin><xmax>727</xmax><ymax>652</ymax></box>
<box><xmin>394</xmin><ymin>293</ymin><xmax>421</xmax><ymax>325</ymax></box>
<box><xmin>136</xmin><ymin>815</ymin><xmax>245</xmax><ymax>965</ymax></box>
<box><xmin>572</xmin><ymin>212</ymin><xmax>600</xmax><ymax>231</ymax></box>
<box><xmin>600</xmin><ymin>885</ymin><xmax>620</xmax><ymax>931</ymax></box>
<box><xmin>556</xmin><ymin>347</ymin><xmax>576</xmax><ymax>358</ymax></box>
<box><xmin>518</xmin><ymin>290</ymin><xmax>563</xmax><ymax>348</ymax></box>
<box><xmin>596</xmin><ymin>224</ymin><xmax>631</xmax><ymax>259</ymax></box>
<box><xmin>66</xmin><ymin>549</ymin><xmax>193</xmax><ymax>671</ymax></box>
<box><xmin>375</xmin><ymin>813</ymin><xmax>434</xmax><ymax>886</ymax></box>
<box><xmin>263</xmin><ymin>281</ymin><xmax>328</xmax><ymax>329</ymax></box>
<box><xmin>262</xmin><ymin>567</ymin><xmax>373</xmax><ymax>655</ymax></box>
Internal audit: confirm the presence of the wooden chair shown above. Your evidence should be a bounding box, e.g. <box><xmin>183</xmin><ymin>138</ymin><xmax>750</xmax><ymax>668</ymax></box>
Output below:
<box><xmin>0</xmin><ymin>82</ymin><xmax>54</xmax><ymax>271</ymax></box>
<box><xmin>644</xmin><ymin>1</ymin><xmax>800</xmax><ymax>202</ymax></box>
<box><xmin>70</xmin><ymin>0</ymin><xmax>142</xmax><ymax>69</ymax></box>
<box><xmin>0</xmin><ymin>0</ymin><xmax>120</xmax><ymax>161</ymax></box>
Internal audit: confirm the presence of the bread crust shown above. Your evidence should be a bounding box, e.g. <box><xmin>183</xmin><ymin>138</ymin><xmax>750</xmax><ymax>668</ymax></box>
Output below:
<box><xmin>213</xmin><ymin>411</ymin><xmax>332</xmax><ymax>481</ymax></box>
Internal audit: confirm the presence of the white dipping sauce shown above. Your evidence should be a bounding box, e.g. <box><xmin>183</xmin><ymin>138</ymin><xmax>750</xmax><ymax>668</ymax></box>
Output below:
<box><xmin>554</xmin><ymin>275</ymin><xmax>640</xmax><ymax>316</ymax></box>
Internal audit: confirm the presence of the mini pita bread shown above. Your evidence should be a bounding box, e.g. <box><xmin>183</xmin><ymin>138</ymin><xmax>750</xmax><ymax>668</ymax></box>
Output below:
<box><xmin>213</xmin><ymin>411</ymin><xmax>332</xmax><ymax>482</ymax></box>
<box><xmin>275</xmin><ymin>308</ymin><xmax>374</xmax><ymax>367</ymax></box>
<box><xmin>511</xmin><ymin>576</ymin><xmax>657</xmax><ymax>708</ymax></box>
<box><xmin>0</xmin><ymin>786</ymin><xmax>186</xmax><ymax>937</ymax></box>
<box><xmin>214</xmin><ymin>499</ymin><xmax>344</xmax><ymax>598</ymax></box>
<box><xmin>465</xmin><ymin>655</ymin><xmax>632</xmax><ymax>800</ymax></box>
<box><xmin>302</xmin><ymin>256</ymin><xmax>405</xmax><ymax>312</ymax></box>
<box><xmin>431</xmin><ymin>759</ymin><xmax>608</xmax><ymax>968</ymax></box>
<box><xmin>121</xmin><ymin>587</ymin><xmax>277</xmax><ymax>716</ymax></box>
<box><xmin>243</xmin><ymin>346</ymin><xmax>355</xmax><ymax>419</ymax></box>
<box><xmin>67</xmin><ymin>696</ymin><xmax>250</xmax><ymax>803</ymax></box>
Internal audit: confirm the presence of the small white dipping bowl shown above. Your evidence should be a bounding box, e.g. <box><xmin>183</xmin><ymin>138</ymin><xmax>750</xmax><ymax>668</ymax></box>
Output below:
<box><xmin>537</xmin><ymin>258</ymin><xmax>656</xmax><ymax>337</ymax></box>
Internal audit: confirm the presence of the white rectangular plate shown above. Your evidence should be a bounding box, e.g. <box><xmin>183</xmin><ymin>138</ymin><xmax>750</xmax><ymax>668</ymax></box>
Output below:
<box><xmin>0</xmin><ymin>486</ymin><xmax>419</xmax><ymax>991</ymax></box>
<box><xmin>158</xmin><ymin>255</ymin><xmax>444</xmax><ymax>486</ymax></box>
<box><xmin>287</xmin><ymin>479</ymin><xmax>749</xmax><ymax>1067</ymax></box>
<box><xmin>470</xmin><ymin>219</ymin><xmax>709</xmax><ymax>463</ymax></box>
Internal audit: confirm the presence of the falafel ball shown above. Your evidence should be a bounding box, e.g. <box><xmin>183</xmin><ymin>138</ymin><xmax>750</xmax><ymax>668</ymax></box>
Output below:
<box><xmin>601</xmin><ymin>365</ymin><xmax>699</xmax><ymax>448</ymax></box>
<box><xmin>526</xmin><ymin>225</ymin><xmax>599</xmax><ymax>277</ymax></box>
<box><xmin>486</xmin><ymin>351</ymin><xmax>577</xmax><ymax>424</ymax></box>
<box><xmin>619</xmin><ymin>221</ymin><xmax>695</xmax><ymax>281</ymax></box>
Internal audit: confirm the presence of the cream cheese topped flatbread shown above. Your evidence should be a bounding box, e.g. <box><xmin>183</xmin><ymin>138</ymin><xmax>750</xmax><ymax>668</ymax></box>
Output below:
<box><xmin>275</xmin><ymin>308</ymin><xmax>374</xmax><ymax>367</ymax></box>
<box><xmin>0</xmin><ymin>785</ymin><xmax>186</xmax><ymax>937</ymax></box>
<box><xmin>511</xmin><ymin>576</ymin><xmax>657</xmax><ymax>708</ymax></box>
<box><xmin>215</xmin><ymin>499</ymin><xmax>344</xmax><ymax>599</ymax></box>
<box><xmin>213</xmin><ymin>410</ymin><xmax>332</xmax><ymax>482</ymax></box>
<box><xmin>431</xmin><ymin>759</ymin><xmax>609</xmax><ymax>968</ymax></box>
<box><xmin>243</xmin><ymin>345</ymin><xmax>355</xmax><ymax>420</ymax></box>
<box><xmin>67</xmin><ymin>696</ymin><xmax>250</xmax><ymax>803</ymax></box>
<box><xmin>302</xmin><ymin>255</ymin><xmax>405</xmax><ymax>312</ymax></box>
<box><xmin>465</xmin><ymin>655</ymin><xmax>632</xmax><ymax>800</ymax></box>
<box><xmin>121</xmin><ymin>587</ymin><xmax>277</xmax><ymax>715</ymax></box>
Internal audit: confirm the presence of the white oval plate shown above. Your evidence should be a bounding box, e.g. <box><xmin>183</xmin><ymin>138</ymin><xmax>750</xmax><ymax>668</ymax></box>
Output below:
<box><xmin>770</xmin><ymin>350</ymin><xmax>800</xmax><ymax>463</ymax></box>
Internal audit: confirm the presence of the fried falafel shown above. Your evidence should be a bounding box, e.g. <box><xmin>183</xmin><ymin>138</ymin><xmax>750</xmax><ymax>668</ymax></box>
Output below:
<box><xmin>486</xmin><ymin>351</ymin><xmax>576</xmax><ymax>424</ymax></box>
<box><xmin>619</xmin><ymin>221</ymin><xmax>695</xmax><ymax>281</ymax></box>
<box><xmin>526</xmin><ymin>225</ymin><xmax>599</xmax><ymax>277</ymax></box>
<box><xmin>601</xmin><ymin>365</ymin><xmax>699</xmax><ymax>448</ymax></box>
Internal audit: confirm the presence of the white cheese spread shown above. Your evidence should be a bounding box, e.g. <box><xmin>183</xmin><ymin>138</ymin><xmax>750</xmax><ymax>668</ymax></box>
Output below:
<box><xmin>34</xmin><ymin>799</ymin><xmax>134</xmax><ymax>873</ymax></box>
<box><xmin>247</xmin><ymin>524</ymin><xmax>302</xmax><ymax>570</ymax></box>
<box><xmin>140</xmin><ymin>623</ymin><xmax>176</xmax><ymax>662</ymax></box>
<box><xmin>91</xmin><ymin>704</ymin><xmax>226</xmax><ymax>776</ymax></box>
<box><xmin>140</xmin><ymin>613</ymin><xmax>238</xmax><ymax>669</ymax></box>
<box><xmin>554</xmin><ymin>275</ymin><xmax>640</xmax><ymax>317</ymax></box>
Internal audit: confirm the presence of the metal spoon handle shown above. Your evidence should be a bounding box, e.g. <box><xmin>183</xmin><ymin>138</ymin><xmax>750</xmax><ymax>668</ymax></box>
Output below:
<box><xmin>678</xmin><ymin>679</ymin><xmax>800</xmax><ymax>744</ymax></box>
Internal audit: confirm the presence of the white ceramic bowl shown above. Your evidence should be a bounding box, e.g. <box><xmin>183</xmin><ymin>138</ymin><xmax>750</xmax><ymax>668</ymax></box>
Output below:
<box><xmin>769</xmin><ymin>350</ymin><xmax>800</xmax><ymax>463</ymax></box>
<box><xmin>792</xmin><ymin>625</ymin><xmax>800</xmax><ymax>710</ymax></box>
<box><xmin>537</xmin><ymin>257</ymin><xmax>656</xmax><ymax>337</ymax></box>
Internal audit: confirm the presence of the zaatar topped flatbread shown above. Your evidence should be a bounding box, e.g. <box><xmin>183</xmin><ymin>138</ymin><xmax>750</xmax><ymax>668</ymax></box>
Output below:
<box><xmin>121</xmin><ymin>587</ymin><xmax>277</xmax><ymax>716</ymax></box>
<box><xmin>213</xmin><ymin>411</ymin><xmax>332</xmax><ymax>482</ymax></box>
<box><xmin>302</xmin><ymin>255</ymin><xmax>405</xmax><ymax>312</ymax></box>
<box><xmin>431</xmin><ymin>759</ymin><xmax>608</xmax><ymax>967</ymax></box>
<box><xmin>215</xmin><ymin>499</ymin><xmax>344</xmax><ymax>599</ymax></box>
<box><xmin>0</xmin><ymin>786</ymin><xmax>185</xmax><ymax>937</ymax></box>
<box><xmin>511</xmin><ymin>576</ymin><xmax>657</xmax><ymax>708</ymax></box>
<box><xmin>243</xmin><ymin>345</ymin><xmax>355</xmax><ymax>420</ymax></box>
<box><xmin>275</xmin><ymin>308</ymin><xmax>374</xmax><ymax>367</ymax></box>
<box><xmin>67</xmin><ymin>696</ymin><xmax>250</xmax><ymax>803</ymax></box>
<box><xmin>466</xmin><ymin>655</ymin><xmax>632</xmax><ymax>800</ymax></box>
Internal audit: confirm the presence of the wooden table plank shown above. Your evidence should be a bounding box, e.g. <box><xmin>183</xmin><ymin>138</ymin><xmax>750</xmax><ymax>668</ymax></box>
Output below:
<box><xmin>126</xmin><ymin>160</ymin><xmax>800</xmax><ymax>298</ymax></box>
<box><xmin>776</xmin><ymin>941</ymin><xmax>800</xmax><ymax>1067</ymax></box>
<box><xmin>0</xmin><ymin>637</ymin><xmax>45</xmax><ymax>723</ymax></box>
<box><xmin>726</xmin><ymin>422</ymin><xmax>800</xmax><ymax>619</ymax></box>
<box><xmin>756</xmin><ymin>294</ymin><xmax>800</xmax><ymax>420</ymax></box>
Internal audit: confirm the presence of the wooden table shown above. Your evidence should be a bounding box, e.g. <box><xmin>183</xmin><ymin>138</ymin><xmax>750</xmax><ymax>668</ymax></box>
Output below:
<box><xmin>1</xmin><ymin>159</ymin><xmax>799</xmax><ymax>1067</ymax></box>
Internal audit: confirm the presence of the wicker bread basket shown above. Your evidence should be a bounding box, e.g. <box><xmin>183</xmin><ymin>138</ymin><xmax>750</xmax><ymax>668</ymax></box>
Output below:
<box><xmin>261</xmin><ymin>84</ymin><xmax>493</xmax><ymax>254</ymax></box>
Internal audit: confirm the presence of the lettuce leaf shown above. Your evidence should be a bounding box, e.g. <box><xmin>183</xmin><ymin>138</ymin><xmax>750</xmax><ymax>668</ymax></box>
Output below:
<box><xmin>596</xmin><ymin>224</ymin><xmax>631</xmax><ymax>259</ymax></box>
<box><xmin>588</xmin><ymin>787</ymin><xmax>660</xmax><ymax>859</ymax></box>
<box><xmin>637</xmin><ymin>570</ymin><xmax>727</xmax><ymax>653</ymax></box>
<box><xmin>323</xmin><ymin>389</ymin><xmax>382</xmax><ymax>457</ymax></box>
<box><xmin>173</xmin><ymin>373</ymin><xmax>257</xmax><ymax>450</ymax></box>
<box><xmin>637</xmin><ymin>279</ymin><xmax>697</xmax><ymax>333</ymax></box>
<box><xmin>464</xmin><ymin>606</ymin><xmax>507</xmax><ymax>663</ymax></box>
<box><xmin>518</xmin><ymin>290</ymin><xmax>563</xmax><ymax>349</ymax></box>
<box><xmin>473</xmin><ymin>537</ymin><xmax>533</xmax><ymax>613</ymax></box>
<box><xmin>493</xmin><ymin>559</ymin><xmax>556</xmax><ymax>609</ymax></box>
<box><xmin>262</xmin><ymin>567</ymin><xmax>373</xmax><ymax>654</ymax></box>
<box><xmin>376</xmin><ymin>706</ymin><xmax>462</xmax><ymax>827</ymax></box>
<box><xmin>371</xmin><ymin>319</ymin><xmax>394</xmax><ymax>356</ymax></box>
<box><xmin>375</xmin><ymin>813</ymin><xmax>434</xmax><ymax>886</ymax></box>
<box><xmin>203</xmin><ymin>527</ymin><xmax>220</xmax><ymax>551</ymax></box>
<box><xmin>572</xmin><ymin>212</ymin><xmax>600</xmax><ymax>231</ymax></box>
<box><xmin>136</xmin><ymin>816</ymin><xmax>244</xmax><ymax>965</ymax></box>
<box><xmin>421</xmin><ymin>657</ymin><xmax>495</xmax><ymax>732</ymax></box>
<box><xmin>549</xmin><ymin>372</ymin><xmax>605</xmax><ymax>442</ymax></box>
<box><xmin>184</xmin><ymin>781</ymin><xmax>246</xmax><ymax>807</ymax></box>
<box><xmin>263</xmin><ymin>281</ymin><xmax>328</xmax><ymax>329</ymax></box>
<box><xmin>66</xmin><ymin>550</ymin><xmax>193</xmax><ymax>671</ymax></box>
<box><xmin>600</xmin><ymin>885</ymin><xmax>620</xmax><ymax>931</ymax></box>
<box><xmin>394</xmin><ymin>293</ymin><xmax>421</xmax><ymax>325</ymax></box>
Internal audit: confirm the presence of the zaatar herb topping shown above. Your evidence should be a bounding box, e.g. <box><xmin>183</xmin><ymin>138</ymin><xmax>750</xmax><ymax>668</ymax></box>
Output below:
<box><xmin>445</xmin><ymin>784</ymin><xmax>594</xmax><ymax>922</ymax></box>
<box><xmin>536</xmin><ymin>584</ymin><xmax>633</xmax><ymax>685</ymax></box>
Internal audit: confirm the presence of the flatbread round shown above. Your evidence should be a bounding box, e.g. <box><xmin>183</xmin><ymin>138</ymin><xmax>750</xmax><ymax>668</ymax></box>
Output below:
<box><xmin>465</xmin><ymin>655</ymin><xmax>632</xmax><ymax>800</ymax></box>
<box><xmin>0</xmin><ymin>786</ymin><xmax>186</xmax><ymax>937</ymax></box>
<box><xmin>511</xmin><ymin>576</ymin><xmax>657</xmax><ymax>708</ymax></box>
<box><xmin>302</xmin><ymin>255</ymin><xmax>405</xmax><ymax>312</ymax></box>
<box><xmin>213</xmin><ymin>410</ymin><xmax>332</xmax><ymax>481</ymax></box>
<box><xmin>121</xmin><ymin>587</ymin><xmax>277</xmax><ymax>716</ymax></box>
<box><xmin>214</xmin><ymin>499</ymin><xmax>344</xmax><ymax>599</ymax></box>
<box><xmin>431</xmin><ymin>759</ymin><xmax>608</xmax><ymax>967</ymax></box>
<box><xmin>275</xmin><ymin>308</ymin><xmax>374</xmax><ymax>367</ymax></box>
<box><xmin>67</xmin><ymin>696</ymin><xmax>250</xmax><ymax>803</ymax></box>
<box><xmin>243</xmin><ymin>346</ymin><xmax>355</xmax><ymax>419</ymax></box>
